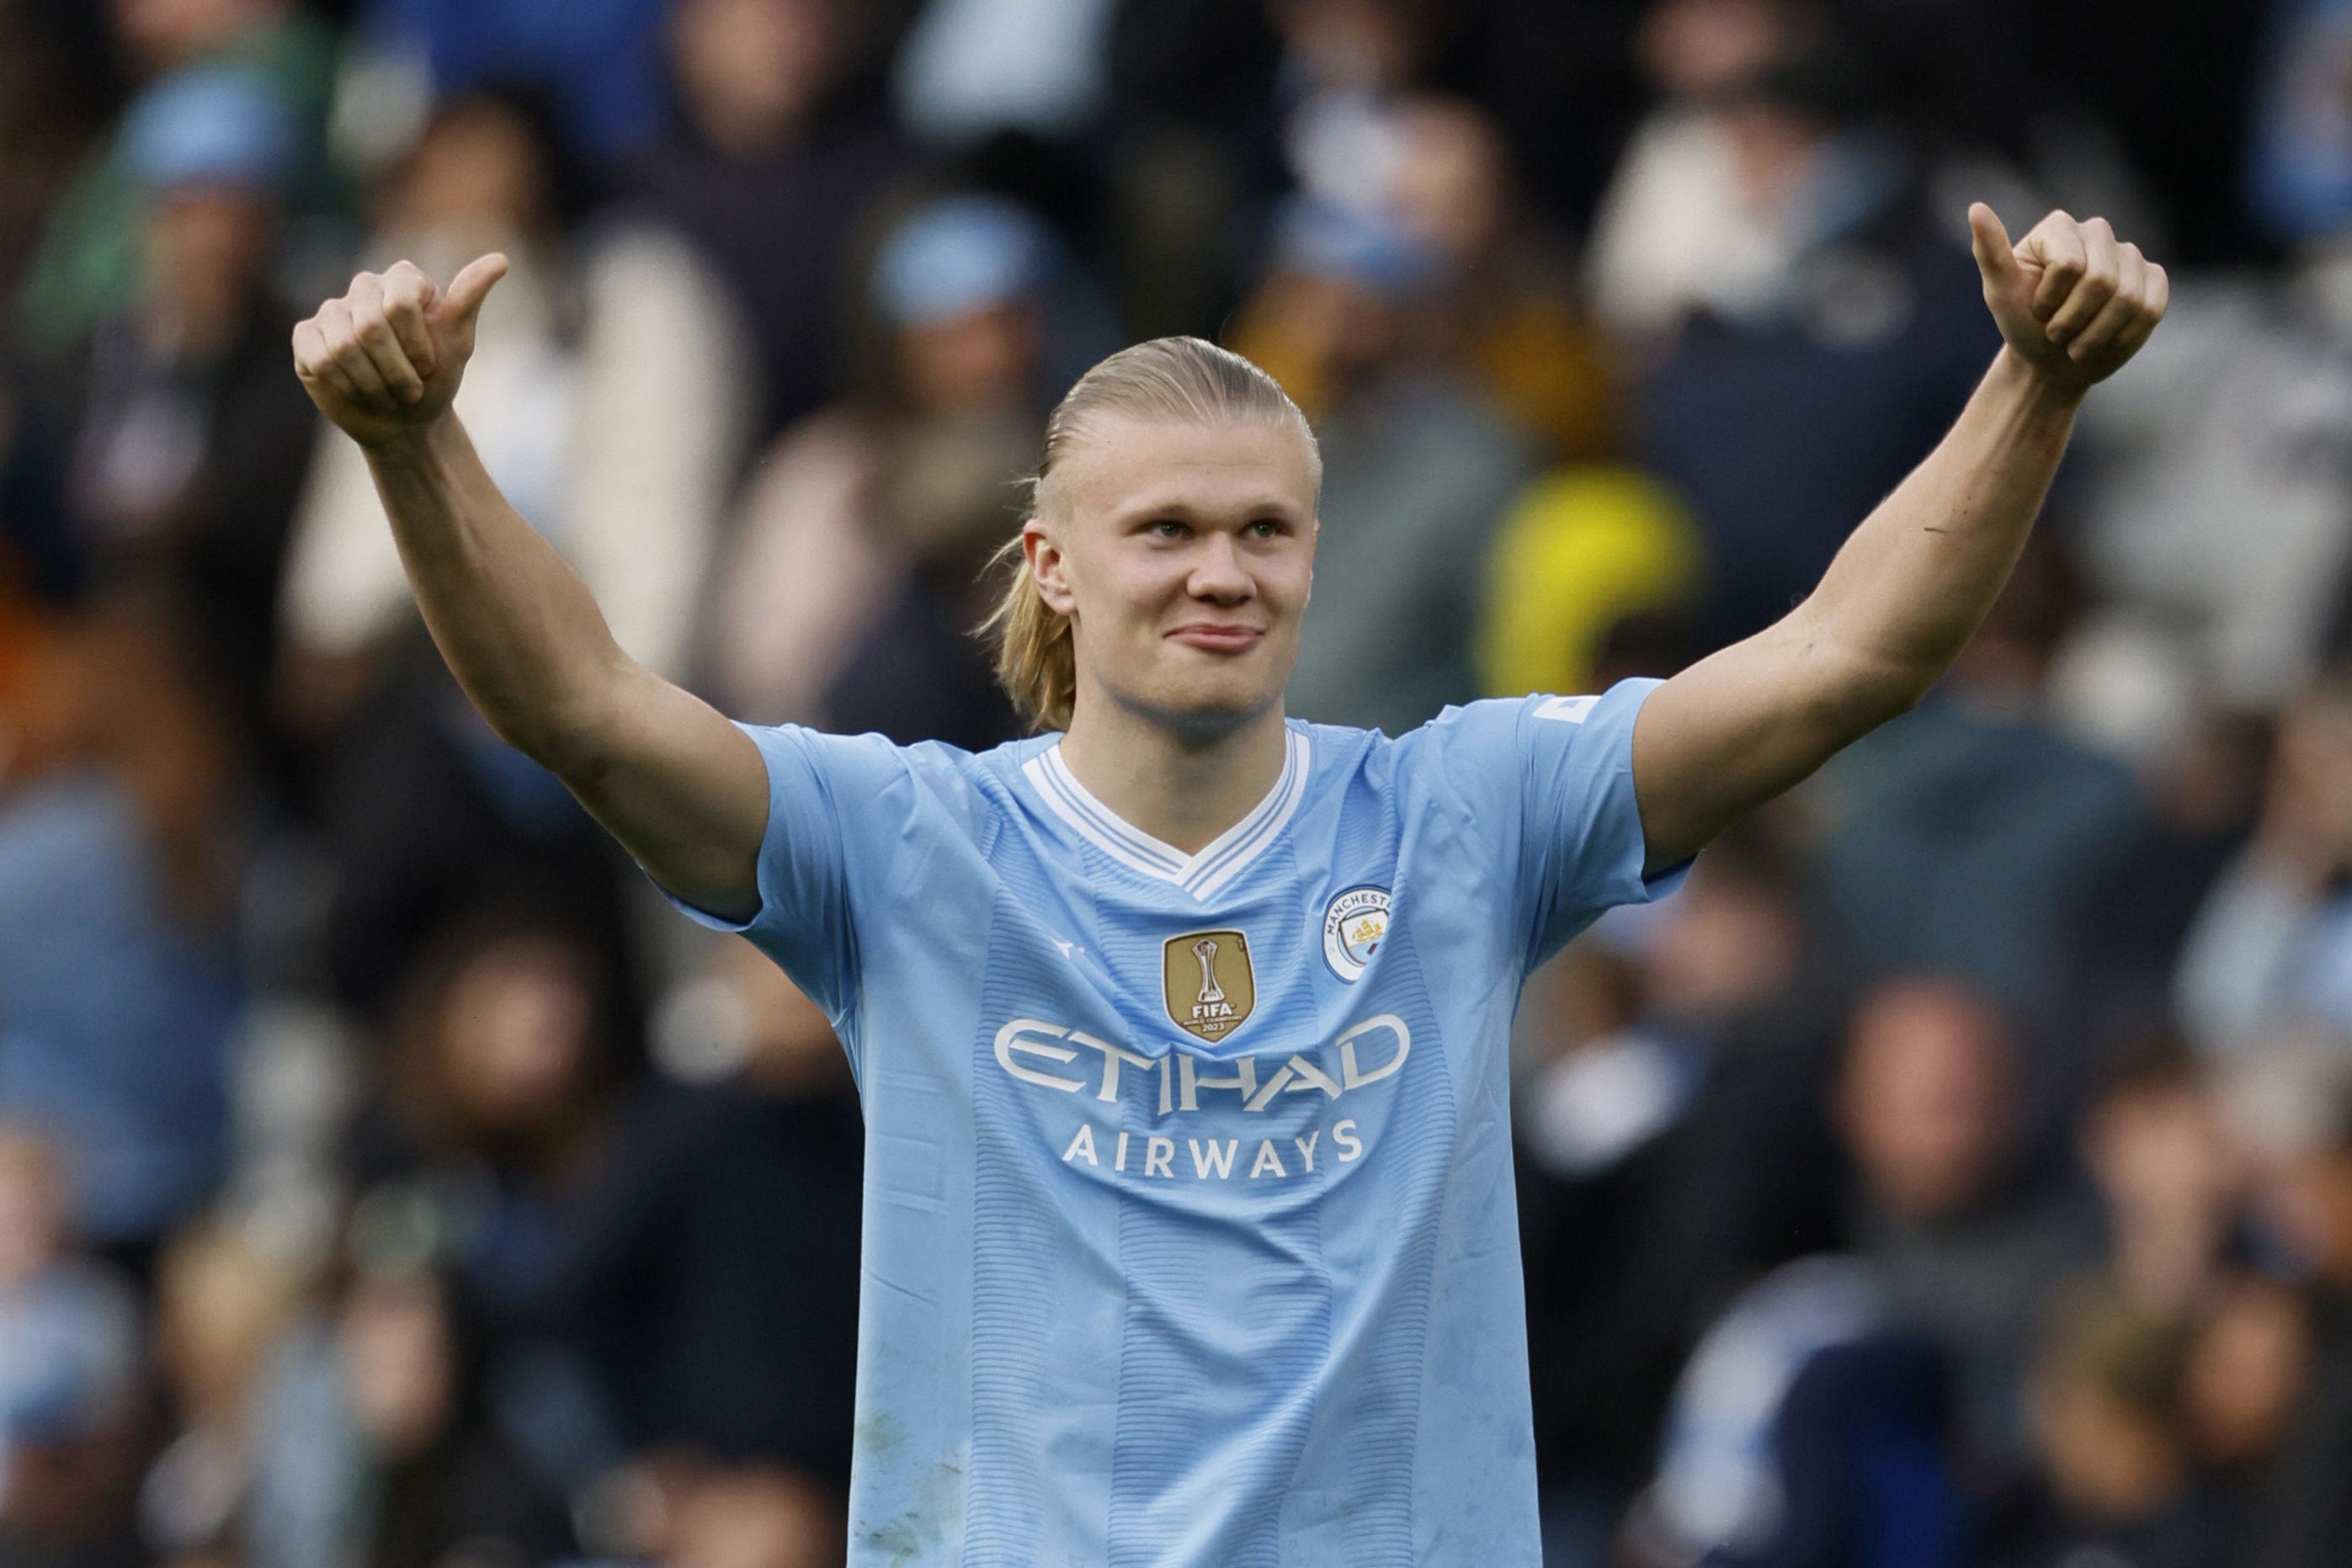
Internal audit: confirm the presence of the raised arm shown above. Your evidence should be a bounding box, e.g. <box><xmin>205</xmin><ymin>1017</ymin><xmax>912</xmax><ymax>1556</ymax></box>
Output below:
<box><xmin>1629</xmin><ymin>205</ymin><xmax>2169</xmax><ymax>873</ymax></box>
<box><xmin>292</xmin><ymin>258</ymin><xmax>768</xmax><ymax>922</ymax></box>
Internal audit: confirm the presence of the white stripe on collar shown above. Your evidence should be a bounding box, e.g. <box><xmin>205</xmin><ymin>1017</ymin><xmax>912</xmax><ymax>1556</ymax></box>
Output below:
<box><xmin>1023</xmin><ymin>728</ymin><xmax>1312</xmax><ymax>900</ymax></box>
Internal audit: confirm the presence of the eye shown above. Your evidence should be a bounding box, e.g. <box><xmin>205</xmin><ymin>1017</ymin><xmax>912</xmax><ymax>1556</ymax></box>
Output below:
<box><xmin>1246</xmin><ymin>517</ymin><xmax>1287</xmax><ymax>539</ymax></box>
<box><xmin>1146</xmin><ymin>518</ymin><xmax>1189</xmax><ymax>539</ymax></box>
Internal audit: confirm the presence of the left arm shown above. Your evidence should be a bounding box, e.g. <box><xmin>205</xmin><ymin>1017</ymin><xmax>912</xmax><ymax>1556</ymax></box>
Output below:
<box><xmin>1631</xmin><ymin>205</ymin><xmax>2169</xmax><ymax>873</ymax></box>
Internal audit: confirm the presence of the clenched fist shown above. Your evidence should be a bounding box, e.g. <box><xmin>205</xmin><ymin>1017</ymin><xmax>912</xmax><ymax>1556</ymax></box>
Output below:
<box><xmin>1968</xmin><ymin>204</ymin><xmax>2168</xmax><ymax>398</ymax></box>
<box><xmin>291</xmin><ymin>253</ymin><xmax>508</xmax><ymax>448</ymax></box>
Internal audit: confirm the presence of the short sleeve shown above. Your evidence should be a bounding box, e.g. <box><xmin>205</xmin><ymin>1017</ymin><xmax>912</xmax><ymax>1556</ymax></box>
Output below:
<box><xmin>1416</xmin><ymin>678</ymin><xmax>1690</xmax><ymax>970</ymax></box>
<box><xmin>650</xmin><ymin>721</ymin><xmax>905</xmax><ymax>1027</ymax></box>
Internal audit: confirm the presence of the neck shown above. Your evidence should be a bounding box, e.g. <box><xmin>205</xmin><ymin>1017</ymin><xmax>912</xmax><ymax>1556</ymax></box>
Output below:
<box><xmin>1056</xmin><ymin>688</ymin><xmax>1290</xmax><ymax>854</ymax></box>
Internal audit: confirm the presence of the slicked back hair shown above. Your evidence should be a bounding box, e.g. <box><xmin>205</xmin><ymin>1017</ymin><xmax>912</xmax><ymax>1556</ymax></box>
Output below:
<box><xmin>983</xmin><ymin>337</ymin><xmax>1320</xmax><ymax>732</ymax></box>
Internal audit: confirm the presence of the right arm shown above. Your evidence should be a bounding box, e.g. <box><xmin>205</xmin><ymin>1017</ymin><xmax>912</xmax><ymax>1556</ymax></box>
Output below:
<box><xmin>292</xmin><ymin>257</ymin><xmax>767</xmax><ymax>922</ymax></box>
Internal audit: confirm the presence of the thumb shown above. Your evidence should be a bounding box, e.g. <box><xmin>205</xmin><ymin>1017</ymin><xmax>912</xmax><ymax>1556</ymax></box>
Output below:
<box><xmin>437</xmin><ymin>252</ymin><xmax>509</xmax><ymax>329</ymax></box>
<box><xmin>1967</xmin><ymin>202</ymin><xmax>2020</xmax><ymax>290</ymax></box>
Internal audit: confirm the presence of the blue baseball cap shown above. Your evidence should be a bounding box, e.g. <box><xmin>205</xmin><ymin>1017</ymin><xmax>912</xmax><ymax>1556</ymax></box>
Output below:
<box><xmin>875</xmin><ymin>195</ymin><xmax>1051</xmax><ymax>327</ymax></box>
<box><xmin>120</xmin><ymin>64</ymin><xmax>298</xmax><ymax>198</ymax></box>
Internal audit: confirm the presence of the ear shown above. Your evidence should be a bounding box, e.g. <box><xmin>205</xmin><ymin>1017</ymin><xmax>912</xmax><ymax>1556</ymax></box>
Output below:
<box><xmin>1023</xmin><ymin>517</ymin><xmax>1077</xmax><ymax>617</ymax></box>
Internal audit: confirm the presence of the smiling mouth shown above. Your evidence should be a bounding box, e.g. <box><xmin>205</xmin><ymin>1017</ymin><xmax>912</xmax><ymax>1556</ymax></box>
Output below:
<box><xmin>1168</xmin><ymin>625</ymin><xmax>1264</xmax><ymax>652</ymax></box>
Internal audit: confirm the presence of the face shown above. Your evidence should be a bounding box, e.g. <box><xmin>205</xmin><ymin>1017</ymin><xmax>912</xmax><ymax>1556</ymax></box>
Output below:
<box><xmin>1388</xmin><ymin>99</ymin><xmax>1509</xmax><ymax>267</ymax></box>
<box><xmin>1838</xmin><ymin>980</ymin><xmax>2015</xmax><ymax>1220</ymax></box>
<box><xmin>0</xmin><ymin>1130</ymin><xmax>65</xmax><ymax>1289</ymax></box>
<box><xmin>438</xmin><ymin>938</ymin><xmax>595</xmax><ymax>1135</ymax></box>
<box><xmin>113</xmin><ymin>0</ymin><xmax>277</xmax><ymax>73</ymax></box>
<box><xmin>146</xmin><ymin>187</ymin><xmax>274</xmax><ymax>314</ymax></box>
<box><xmin>2185</xmin><ymin>1278</ymin><xmax>2309</xmax><ymax>1465</ymax></box>
<box><xmin>340</xmin><ymin>1271</ymin><xmax>455</xmax><ymax>1459</ymax></box>
<box><xmin>385</xmin><ymin>102</ymin><xmax>548</xmax><ymax>240</ymax></box>
<box><xmin>672</xmin><ymin>0</ymin><xmax>838</xmax><ymax>156</ymax></box>
<box><xmin>1027</xmin><ymin>416</ymin><xmax>1318</xmax><ymax>741</ymax></box>
<box><xmin>899</xmin><ymin>302</ymin><xmax>1037</xmax><ymax>413</ymax></box>
<box><xmin>2085</xmin><ymin>1079</ymin><xmax>2241</xmax><ymax>1229</ymax></box>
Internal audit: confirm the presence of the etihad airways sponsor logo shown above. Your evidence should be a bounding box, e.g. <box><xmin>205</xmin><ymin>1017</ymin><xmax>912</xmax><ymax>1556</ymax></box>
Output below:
<box><xmin>991</xmin><ymin>1014</ymin><xmax>1410</xmax><ymax>1115</ymax></box>
<box><xmin>1054</xmin><ymin>1120</ymin><xmax>1365</xmax><ymax>1181</ymax></box>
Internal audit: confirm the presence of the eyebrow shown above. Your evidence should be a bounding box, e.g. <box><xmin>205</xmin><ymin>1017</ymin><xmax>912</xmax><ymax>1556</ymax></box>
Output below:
<box><xmin>1106</xmin><ymin>494</ymin><xmax>1309</xmax><ymax>527</ymax></box>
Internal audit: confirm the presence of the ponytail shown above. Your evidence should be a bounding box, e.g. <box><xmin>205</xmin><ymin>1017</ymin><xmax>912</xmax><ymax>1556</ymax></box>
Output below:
<box><xmin>983</xmin><ymin>532</ymin><xmax>1079</xmax><ymax>733</ymax></box>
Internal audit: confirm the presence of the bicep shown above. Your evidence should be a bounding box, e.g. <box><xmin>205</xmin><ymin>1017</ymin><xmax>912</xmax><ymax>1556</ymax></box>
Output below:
<box><xmin>556</xmin><ymin>662</ymin><xmax>771</xmax><ymax>922</ymax></box>
<box><xmin>1632</xmin><ymin>613</ymin><xmax>1902</xmax><ymax>870</ymax></box>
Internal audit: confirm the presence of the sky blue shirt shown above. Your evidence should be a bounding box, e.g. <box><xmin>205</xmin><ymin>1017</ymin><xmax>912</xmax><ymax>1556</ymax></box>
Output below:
<box><xmin>660</xmin><ymin>678</ymin><xmax>1686</xmax><ymax>1565</ymax></box>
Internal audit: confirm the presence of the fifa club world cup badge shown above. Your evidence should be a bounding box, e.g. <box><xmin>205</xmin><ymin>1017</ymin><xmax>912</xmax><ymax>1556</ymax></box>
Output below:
<box><xmin>1322</xmin><ymin>886</ymin><xmax>1392</xmax><ymax>981</ymax></box>
<box><xmin>1164</xmin><ymin>930</ymin><xmax>1255</xmax><ymax>1041</ymax></box>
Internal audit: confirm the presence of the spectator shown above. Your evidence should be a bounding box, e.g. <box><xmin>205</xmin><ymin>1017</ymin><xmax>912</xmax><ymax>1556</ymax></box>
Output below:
<box><xmin>1475</xmin><ymin>468</ymin><xmax>1701</xmax><ymax>704</ymax></box>
<box><xmin>2055</xmin><ymin>279</ymin><xmax>2352</xmax><ymax>723</ymax></box>
<box><xmin>1264</xmin><ymin>0</ymin><xmax>1437</xmax><ymax>226</ymax></box>
<box><xmin>2046</xmin><ymin>710</ymin><xmax>2265</xmax><ymax>1079</ymax></box>
<box><xmin>1586</xmin><ymin>0</ymin><xmax>1815</xmax><ymax>339</ymax></box>
<box><xmin>47</xmin><ymin>62</ymin><xmax>323</xmax><ymax>779</ymax></box>
<box><xmin>1379</xmin><ymin>94</ymin><xmax>1618</xmax><ymax>460</ymax></box>
<box><xmin>0</xmin><ymin>603</ymin><xmax>239</xmax><ymax>1255</ymax></box>
<box><xmin>229</xmin><ymin>1250</ymin><xmax>578</xmax><ymax>1568</ymax></box>
<box><xmin>346</xmin><ymin>0</ymin><xmax>673</xmax><ymax>165</ymax></box>
<box><xmin>2174</xmin><ymin>670</ymin><xmax>2352</xmax><ymax>1055</ymax></box>
<box><xmin>277</xmin><ymin>87</ymin><xmax>745</xmax><ymax>1009</ymax></box>
<box><xmin>891</xmin><ymin>0</ymin><xmax>1117</xmax><ymax>149</ymax></box>
<box><xmin>2246</xmin><ymin>0</ymin><xmax>2352</xmax><ymax>249</ymax></box>
<box><xmin>1621</xmin><ymin>1255</ymin><xmax>1963</xmax><ymax>1568</ymax></box>
<box><xmin>137</xmin><ymin>1216</ymin><xmax>314</xmax><ymax>1564</ymax></box>
<box><xmin>1518</xmin><ymin>837</ymin><xmax>1848</xmax><ymax>1560</ymax></box>
<box><xmin>357</xmin><ymin>903</ymin><xmax>861</xmax><ymax>1521</ymax></box>
<box><xmin>704</xmin><ymin>192</ymin><xmax>1053</xmax><ymax>746</ymax></box>
<box><xmin>1615</xmin><ymin>32</ymin><xmax>2003</xmax><ymax>651</ymax></box>
<box><xmin>629</xmin><ymin>0</ymin><xmax>918</xmax><ymax>444</ymax></box>
<box><xmin>1233</xmin><ymin>198</ymin><xmax>1534</xmax><ymax>733</ymax></box>
<box><xmin>0</xmin><ymin>1126</ymin><xmax>147</xmax><ymax>1565</ymax></box>
<box><xmin>1834</xmin><ymin>975</ymin><xmax>2104</xmax><ymax>1467</ymax></box>
<box><xmin>2183</xmin><ymin>1276</ymin><xmax>2312</xmax><ymax>1538</ymax></box>
<box><xmin>11</xmin><ymin>0</ymin><xmax>342</xmax><ymax>363</ymax></box>
<box><xmin>1811</xmin><ymin>539</ymin><xmax>2143</xmax><ymax>1024</ymax></box>
<box><xmin>279</xmin><ymin>85</ymin><xmax>749</xmax><ymax>715</ymax></box>
<box><xmin>2080</xmin><ymin>1045</ymin><xmax>2243</xmax><ymax>1316</ymax></box>
<box><xmin>1988</xmin><ymin>1283</ymin><xmax>2223</xmax><ymax>1568</ymax></box>
<box><xmin>2222</xmin><ymin>1041</ymin><xmax>2352</xmax><ymax>1566</ymax></box>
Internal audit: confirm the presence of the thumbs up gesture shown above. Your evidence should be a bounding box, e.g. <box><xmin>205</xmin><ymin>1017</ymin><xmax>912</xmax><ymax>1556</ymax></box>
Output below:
<box><xmin>1967</xmin><ymin>205</ymin><xmax>2168</xmax><ymax>399</ymax></box>
<box><xmin>292</xmin><ymin>253</ymin><xmax>509</xmax><ymax>448</ymax></box>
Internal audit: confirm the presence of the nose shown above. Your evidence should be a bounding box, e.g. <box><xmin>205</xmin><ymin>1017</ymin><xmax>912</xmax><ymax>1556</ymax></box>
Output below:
<box><xmin>1188</xmin><ymin>530</ymin><xmax>1254</xmax><ymax>603</ymax></box>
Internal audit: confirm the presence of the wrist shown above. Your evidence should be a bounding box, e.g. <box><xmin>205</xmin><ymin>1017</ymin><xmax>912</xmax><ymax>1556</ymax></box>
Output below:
<box><xmin>1993</xmin><ymin>343</ymin><xmax>2091</xmax><ymax>412</ymax></box>
<box><xmin>360</xmin><ymin>410</ymin><xmax>457</xmax><ymax>465</ymax></box>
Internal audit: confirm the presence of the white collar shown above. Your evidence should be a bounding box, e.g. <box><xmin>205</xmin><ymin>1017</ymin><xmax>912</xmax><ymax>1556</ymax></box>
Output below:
<box><xmin>1023</xmin><ymin>727</ymin><xmax>1311</xmax><ymax>900</ymax></box>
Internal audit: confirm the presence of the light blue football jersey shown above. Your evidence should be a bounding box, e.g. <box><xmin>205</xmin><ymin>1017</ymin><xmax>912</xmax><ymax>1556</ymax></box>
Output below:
<box><xmin>657</xmin><ymin>678</ymin><xmax>1687</xmax><ymax>1565</ymax></box>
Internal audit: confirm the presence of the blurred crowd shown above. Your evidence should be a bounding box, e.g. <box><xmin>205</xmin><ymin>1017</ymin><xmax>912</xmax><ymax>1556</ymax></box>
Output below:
<box><xmin>0</xmin><ymin>0</ymin><xmax>2349</xmax><ymax>1564</ymax></box>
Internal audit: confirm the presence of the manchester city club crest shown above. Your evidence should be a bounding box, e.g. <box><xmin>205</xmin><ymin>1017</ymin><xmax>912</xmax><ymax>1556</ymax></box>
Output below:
<box><xmin>1322</xmin><ymin>886</ymin><xmax>1391</xmax><ymax>981</ymax></box>
<box><xmin>1163</xmin><ymin>929</ymin><xmax>1255</xmax><ymax>1041</ymax></box>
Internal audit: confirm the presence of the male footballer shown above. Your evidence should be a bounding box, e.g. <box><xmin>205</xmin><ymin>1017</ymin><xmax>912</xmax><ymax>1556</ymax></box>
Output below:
<box><xmin>293</xmin><ymin>203</ymin><xmax>2164</xmax><ymax>1563</ymax></box>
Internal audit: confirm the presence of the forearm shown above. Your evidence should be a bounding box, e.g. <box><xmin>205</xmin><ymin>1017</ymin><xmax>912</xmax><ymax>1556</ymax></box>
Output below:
<box><xmin>364</xmin><ymin>414</ymin><xmax>629</xmax><ymax>766</ymax></box>
<box><xmin>1631</xmin><ymin>348</ymin><xmax>2083</xmax><ymax>868</ymax></box>
<box><xmin>1795</xmin><ymin>344</ymin><xmax>2081</xmax><ymax>714</ymax></box>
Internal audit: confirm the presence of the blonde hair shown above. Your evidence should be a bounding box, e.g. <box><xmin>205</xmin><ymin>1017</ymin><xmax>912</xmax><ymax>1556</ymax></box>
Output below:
<box><xmin>984</xmin><ymin>337</ymin><xmax>1320</xmax><ymax>732</ymax></box>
